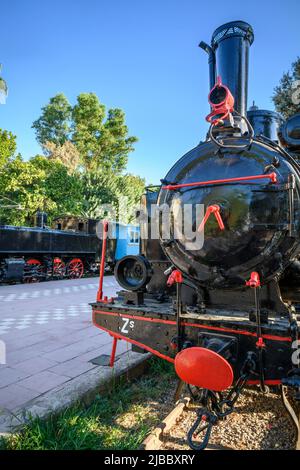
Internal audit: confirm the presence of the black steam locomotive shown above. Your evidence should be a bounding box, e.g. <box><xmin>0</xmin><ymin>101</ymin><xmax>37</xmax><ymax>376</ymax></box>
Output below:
<box><xmin>92</xmin><ymin>21</ymin><xmax>300</xmax><ymax>449</ymax></box>
<box><xmin>0</xmin><ymin>214</ymin><xmax>116</xmax><ymax>283</ymax></box>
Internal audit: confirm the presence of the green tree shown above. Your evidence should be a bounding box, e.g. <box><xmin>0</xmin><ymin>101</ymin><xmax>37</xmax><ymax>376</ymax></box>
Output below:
<box><xmin>272</xmin><ymin>57</ymin><xmax>300</xmax><ymax>119</ymax></box>
<box><xmin>0</xmin><ymin>155</ymin><xmax>83</xmax><ymax>226</ymax></box>
<box><xmin>116</xmin><ymin>173</ymin><xmax>146</xmax><ymax>223</ymax></box>
<box><xmin>0</xmin><ymin>129</ymin><xmax>17</xmax><ymax>167</ymax></box>
<box><xmin>33</xmin><ymin>93</ymin><xmax>138</xmax><ymax>172</ymax></box>
<box><xmin>28</xmin><ymin>92</ymin><xmax>142</xmax><ymax>225</ymax></box>
<box><xmin>30</xmin><ymin>156</ymin><xmax>83</xmax><ymax>219</ymax></box>
<box><xmin>79</xmin><ymin>170</ymin><xmax>145</xmax><ymax>222</ymax></box>
<box><xmin>72</xmin><ymin>93</ymin><xmax>137</xmax><ymax>172</ymax></box>
<box><xmin>32</xmin><ymin>93</ymin><xmax>72</xmax><ymax>147</ymax></box>
<box><xmin>0</xmin><ymin>156</ymin><xmax>47</xmax><ymax>225</ymax></box>
<box><xmin>42</xmin><ymin>141</ymin><xmax>80</xmax><ymax>173</ymax></box>
<box><xmin>80</xmin><ymin>170</ymin><xmax>121</xmax><ymax>219</ymax></box>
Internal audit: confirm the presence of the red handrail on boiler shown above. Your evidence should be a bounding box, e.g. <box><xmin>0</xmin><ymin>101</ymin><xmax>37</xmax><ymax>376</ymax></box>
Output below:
<box><xmin>162</xmin><ymin>172</ymin><xmax>277</xmax><ymax>191</ymax></box>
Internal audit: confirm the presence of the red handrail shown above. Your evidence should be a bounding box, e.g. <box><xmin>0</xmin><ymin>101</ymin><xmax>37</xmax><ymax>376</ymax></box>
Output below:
<box><xmin>97</xmin><ymin>220</ymin><xmax>109</xmax><ymax>302</ymax></box>
<box><xmin>162</xmin><ymin>172</ymin><xmax>277</xmax><ymax>191</ymax></box>
<box><xmin>109</xmin><ymin>336</ymin><xmax>118</xmax><ymax>367</ymax></box>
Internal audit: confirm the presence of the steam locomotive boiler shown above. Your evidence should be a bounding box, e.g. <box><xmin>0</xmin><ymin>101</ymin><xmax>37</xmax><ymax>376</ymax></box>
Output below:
<box><xmin>92</xmin><ymin>21</ymin><xmax>300</xmax><ymax>449</ymax></box>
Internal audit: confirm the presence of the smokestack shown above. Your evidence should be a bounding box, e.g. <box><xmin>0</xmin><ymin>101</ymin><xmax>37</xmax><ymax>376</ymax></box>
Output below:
<box><xmin>201</xmin><ymin>21</ymin><xmax>254</xmax><ymax>117</ymax></box>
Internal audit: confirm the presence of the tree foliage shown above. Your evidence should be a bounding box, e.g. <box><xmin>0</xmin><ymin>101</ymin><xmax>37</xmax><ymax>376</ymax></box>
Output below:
<box><xmin>0</xmin><ymin>149</ymin><xmax>144</xmax><ymax>226</ymax></box>
<box><xmin>1</xmin><ymin>92</ymin><xmax>144</xmax><ymax>226</ymax></box>
<box><xmin>0</xmin><ymin>129</ymin><xmax>17</xmax><ymax>167</ymax></box>
<box><xmin>33</xmin><ymin>92</ymin><xmax>138</xmax><ymax>173</ymax></box>
<box><xmin>0</xmin><ymin>155</ymin><xmax>82</xmax><ymax>225</ymax></box>
<box><xmin>116</xmin><ymin>173</ymin><xmax>146</xmax><ymax>222</ymax></box>
<box><xmin>0</xmin><ymin>156</ymin><xmax>48</xmax><ymax>225</ymax></box>
<box><xmin>42</xmin><ymin>141</ymin><xmax>80</xmax><ymax>173</ymax></box>
<box><xmin>73</xmin><ymin>96</ymin><xmax>137</xmax><ymax>172</ymax></box>
<box><xmin>30</xmin><ymin>156</ymin><xmax>83</xmax><ymax>217</ymax></box>
<box><xmin>80</xmin><ymin>170</ymin><xmax>145</xmax><ymax>222</ymax></box>
<box><xmin>32</xmin><ymin>93</ymin><xmax>72</xmax><ymax>146</ymax></box>
<box><xmin>272</xmin><ymin>57</ymin><xmax>300</xmax><ymax>119</ymax></box>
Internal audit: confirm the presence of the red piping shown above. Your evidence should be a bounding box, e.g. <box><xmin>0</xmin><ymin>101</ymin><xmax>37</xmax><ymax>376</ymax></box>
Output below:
<box><xmin>93</xmin><ymin>309</ymin><xmax>176</xmax><ymax>325</ymax></box>
<box><xmin>92</xmin><ymin>309</ymin><xmax>292</xmax><ymax>343</ymax></box>
<box><xmin>109</xmin><ymin>336</ymin><xmax>118</xmax><ymax>367</ymax></box>
<box><xmin>92</xmin><ymin>311</ymin><xmax>174</xmax><ymax>363</ymax></box>
<box><xmin>97</xmin><ymin>220</ymin><xmax>108</xmax><ymax>302</ymax></box>
<box><xmin>162</xmin><ymin>172</ymin><xmax>277</xmax><ymax>191</ymax></box>
<box><xmin>97</xmin><ymin>220</ymin><xmax>114</xmax><ymax>304</ymax></box>
<box><xmin>247</xmin><ymin>379</ymin><xmax>281</xmax><ymax>385</ymax></box>
<box><xmin>92</xmin><ymin>313</ymin><xmax>283</xmax><ymax>384</ymax></box>
<box><xmin>182</xmin><ymin>321</ymin><xmax>291</xmax><ymax>343</ymax></box>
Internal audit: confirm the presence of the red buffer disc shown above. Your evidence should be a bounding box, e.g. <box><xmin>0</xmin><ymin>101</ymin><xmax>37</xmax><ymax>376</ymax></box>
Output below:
<box><xmin>175</xmin><ymin>347</ymin><xmax>234</xmax><ymax>392</ymax></box>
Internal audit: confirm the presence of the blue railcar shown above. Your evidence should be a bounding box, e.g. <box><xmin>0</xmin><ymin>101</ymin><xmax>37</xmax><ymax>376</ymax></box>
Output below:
<box><xmin>114</xmin><ymin>223</ymin><xmax>140</xmax><ymax>261</ymax></box>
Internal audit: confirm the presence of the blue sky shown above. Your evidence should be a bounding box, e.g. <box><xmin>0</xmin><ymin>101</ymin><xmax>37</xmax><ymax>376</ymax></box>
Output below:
<box><xmin>1</xmin><ymin>0</ymin><xmax>299</xmax><ymax>184</ymax></box>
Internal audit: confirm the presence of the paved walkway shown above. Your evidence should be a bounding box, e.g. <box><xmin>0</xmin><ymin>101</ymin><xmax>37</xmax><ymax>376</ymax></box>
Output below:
<box><xmin>0</xmin><ymin>276</ymin><xmax>129</xmax><ymax>414</ymax></box>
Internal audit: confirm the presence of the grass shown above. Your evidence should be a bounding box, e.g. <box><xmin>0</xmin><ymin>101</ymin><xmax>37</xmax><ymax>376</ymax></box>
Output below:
<box><xmin>0</xmin><ymin>357</ymin><xmax>176</xmax><ymax>450</ymax></box>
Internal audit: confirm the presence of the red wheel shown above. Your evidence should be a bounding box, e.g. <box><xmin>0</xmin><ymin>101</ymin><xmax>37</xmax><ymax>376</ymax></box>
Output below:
<box><xmin>67</xmin><ymin>258</ymin><xmax>84</xmax><ymax>279</ymax></box>
<box><xmin>53</xmin><ymin>258</ymin><xmax>66</xmax><ymax>278</ymax></box>
<box><xmin>24</xmin><ymin>258</ymin><xmax>44</xmax><ymax>283</ymax></box>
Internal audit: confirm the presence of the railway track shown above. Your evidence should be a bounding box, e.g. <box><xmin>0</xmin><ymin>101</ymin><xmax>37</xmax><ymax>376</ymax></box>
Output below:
<box><xmin>142</xmin><ymin>387</ymin><xmax>300</xmax><ymax>451</ymax></box>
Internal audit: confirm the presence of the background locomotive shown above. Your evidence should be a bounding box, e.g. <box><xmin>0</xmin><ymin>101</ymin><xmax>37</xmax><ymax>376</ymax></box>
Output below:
<box><xmin>0</xmin><ymin>213</ymin><xmax>140</xmax><ymax>283</ymax></box>
<box><xmin>93</xmin><ymin>20</ymin><xmax>300</xmax><ymax>450</ymax></box>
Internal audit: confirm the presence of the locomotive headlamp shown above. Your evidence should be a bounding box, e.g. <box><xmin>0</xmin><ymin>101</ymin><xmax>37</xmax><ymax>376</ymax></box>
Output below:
<box><xmin>206</xmin><ymin>76</ymin><xmax>234</xmax><ymax>125</ymax></box>
<box><xmin>209</xmin><ymin>81</ymin><xmax>227</xmax><ymax>106</ymax></box>
<box><xmin>114</xmin><ymin>255</ymin><xmax>152</xmax><ymax>291</ymax></box>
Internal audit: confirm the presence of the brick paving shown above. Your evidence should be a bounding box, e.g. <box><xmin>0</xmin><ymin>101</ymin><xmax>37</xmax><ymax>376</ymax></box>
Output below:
<box><xmin>0</xmin><ymin>276</ymin><xmax>129</xmax><ymax>413</ymax></box>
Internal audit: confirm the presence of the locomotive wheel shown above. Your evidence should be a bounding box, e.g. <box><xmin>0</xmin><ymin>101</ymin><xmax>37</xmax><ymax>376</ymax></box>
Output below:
<box><xmin>53</xmin><ymin>258</ymin><xmax>66</xmax><ymax>278</ymax></box>
<box><xmin>24</xmin><ymin>258</ymin><xmax>44</xmax><ymax>283</ymax></box>
<box><xmin>67</xmin><ymin>258</ymin><xmax>84</xmax><ymax>279</ymax></box>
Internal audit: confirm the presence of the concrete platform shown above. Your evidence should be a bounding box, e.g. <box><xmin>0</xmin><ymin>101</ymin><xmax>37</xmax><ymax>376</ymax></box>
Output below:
<box><xmin>0</xmin><ymin>276</ymin><xmax>149</xmax><ymax>434</ymax></box>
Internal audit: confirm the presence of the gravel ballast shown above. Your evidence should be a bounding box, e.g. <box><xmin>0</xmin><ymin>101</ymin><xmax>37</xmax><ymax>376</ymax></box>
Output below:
<box><xmin>160</xmin><ymin>387</ymin><xmax>299</xmax><ymax>450</ymax></box>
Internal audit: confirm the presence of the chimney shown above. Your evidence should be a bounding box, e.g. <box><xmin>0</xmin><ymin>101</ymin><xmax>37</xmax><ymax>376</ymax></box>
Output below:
<box><xmin>201</xmin><ymin>21</ymin><xmax>254</xmax><ymax>117</ymax></box>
